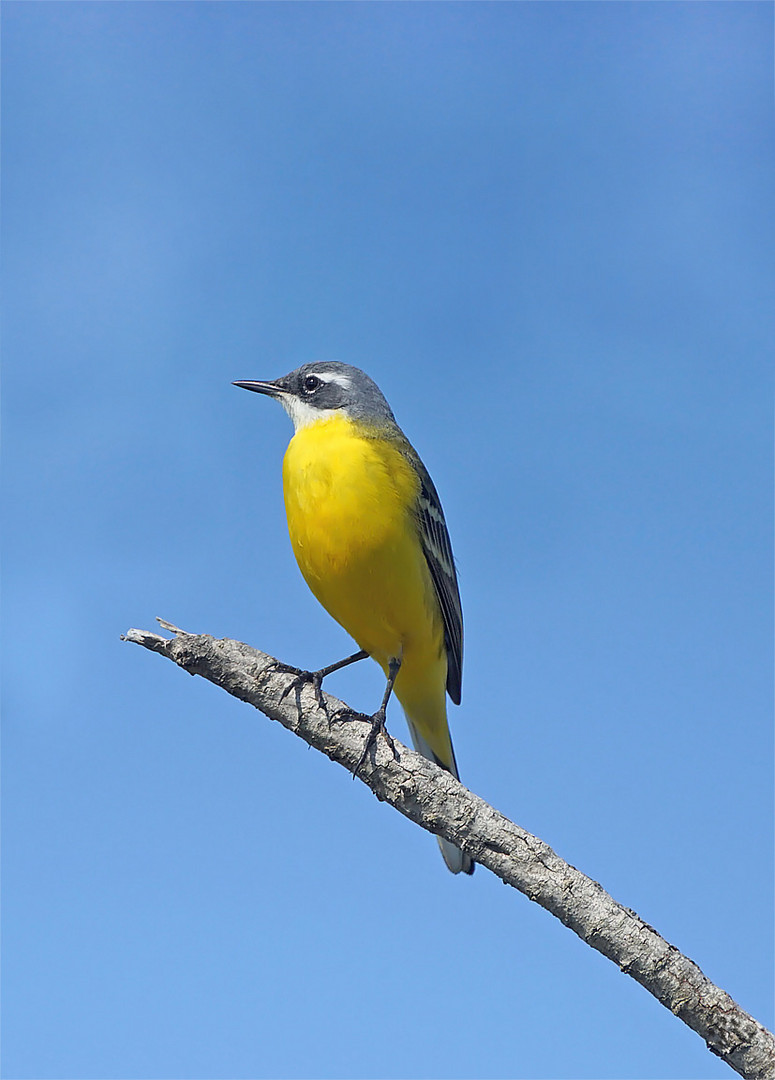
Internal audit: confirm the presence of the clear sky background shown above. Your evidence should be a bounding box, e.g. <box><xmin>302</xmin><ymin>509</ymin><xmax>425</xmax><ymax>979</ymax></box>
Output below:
<box><xmin>3</xmin><ymin>4</ymin><xmax>772</xmax><ymax>1079</ymax></box>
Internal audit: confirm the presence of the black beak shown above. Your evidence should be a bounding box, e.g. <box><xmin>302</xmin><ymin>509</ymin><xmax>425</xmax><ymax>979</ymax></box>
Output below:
<box><xmin>232</xmin><ymin>380</ymin><xmax>285</xmax><ymax>397</ymax></box>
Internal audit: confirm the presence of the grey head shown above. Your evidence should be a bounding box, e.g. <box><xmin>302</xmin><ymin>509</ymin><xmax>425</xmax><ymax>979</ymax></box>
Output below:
<box><xmin>234</xmin><ymin>361</ymin><xmax>397</xmax><ymax>432</ymax></box>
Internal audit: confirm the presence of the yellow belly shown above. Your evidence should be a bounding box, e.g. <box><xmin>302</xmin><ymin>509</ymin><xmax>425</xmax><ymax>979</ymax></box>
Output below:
<box><xmin>282</xmin><ymin>414</ymin><xmax>447</xmax><ymax>715</ymax></box>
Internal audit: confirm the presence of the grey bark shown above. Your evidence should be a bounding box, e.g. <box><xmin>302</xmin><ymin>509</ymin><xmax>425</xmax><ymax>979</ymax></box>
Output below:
<box><xmin>123</xmin><ymin>620</ymin><xmax>774</xmax><ymax>1080</ymax></box>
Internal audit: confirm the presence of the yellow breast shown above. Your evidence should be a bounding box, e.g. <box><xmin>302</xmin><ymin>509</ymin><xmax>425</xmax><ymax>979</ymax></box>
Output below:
<box><xmin>283</xmin><ymin>413</ymin><xmax>417</xmax><ymax>567</ymax></box>
<box><xmin>281</xmin><ymin>412</ymin><xmax>443</xmax><ymax>675</ymax></box>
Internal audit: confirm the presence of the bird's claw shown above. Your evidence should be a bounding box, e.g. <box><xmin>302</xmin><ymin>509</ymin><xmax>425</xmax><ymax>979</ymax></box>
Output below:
<box><xmin>269</xmin><ymin>661</ymin><xmax>328</xmax><ymax>713</ymax></box>
<box><xmin>330</xmin><ymin>706</ymin><xmax>398</xmax><ymax>776</ymax></box>
<box><xmin>268</xmin><ymin>650</ymin><xmax>370</xmax><ymax>714</ymax></box>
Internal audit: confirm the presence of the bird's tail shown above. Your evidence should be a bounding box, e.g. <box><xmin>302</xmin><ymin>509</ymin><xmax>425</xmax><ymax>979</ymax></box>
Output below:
<box><xmin>404</xmin><ymin>717</ymin><xmax>475</xmax><ymax>875</ymax></box>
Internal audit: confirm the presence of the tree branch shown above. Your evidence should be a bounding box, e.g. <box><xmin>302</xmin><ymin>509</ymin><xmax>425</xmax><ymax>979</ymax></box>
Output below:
<box><xmin>123</xmin><ymin>620</ymin><xmax>774</xmax><ymax>1080</ymax></box>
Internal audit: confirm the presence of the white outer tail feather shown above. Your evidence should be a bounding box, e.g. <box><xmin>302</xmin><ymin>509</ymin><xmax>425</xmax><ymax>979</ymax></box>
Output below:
<box><xmin>405</xmin><ymin>718</ymin><xmax>474</xmax><ymax>875</ymax></box>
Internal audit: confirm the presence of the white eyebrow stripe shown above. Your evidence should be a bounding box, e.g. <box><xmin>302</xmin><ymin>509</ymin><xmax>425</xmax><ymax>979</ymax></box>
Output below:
<box><xmin>313</xmin><ymin>372</ymin><xmax>351</xmax><ymax>390</ymax></box>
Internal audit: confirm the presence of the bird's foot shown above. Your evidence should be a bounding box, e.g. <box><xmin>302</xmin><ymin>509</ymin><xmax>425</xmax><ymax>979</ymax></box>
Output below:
<box><xmin>331</xmin><ymin>705</ymin><xmax>398</xmax><ymax>776</ymax></box>
<box><xmin>270</xmin><ymin>650</ymin><xmax>370</xmax><ymax>714</ymax></box>
<box><xmin>270</xmin><ymin>661</ymin><xmax>329</xmax><ymax>713</ymax></box>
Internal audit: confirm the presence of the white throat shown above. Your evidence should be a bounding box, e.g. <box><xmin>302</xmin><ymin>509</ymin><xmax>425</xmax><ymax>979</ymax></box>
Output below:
<box><xmin>280</xmin><ymin>395</ymin><xmax>340</xmax><ymax>432</ymax></box>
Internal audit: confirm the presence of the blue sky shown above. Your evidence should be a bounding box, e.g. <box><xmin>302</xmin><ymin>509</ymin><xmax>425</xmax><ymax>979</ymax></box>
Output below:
<box><xmin>3</xmin><ymin>3</ymin><xmax>772</xmax><ymax>1078</ymax></box>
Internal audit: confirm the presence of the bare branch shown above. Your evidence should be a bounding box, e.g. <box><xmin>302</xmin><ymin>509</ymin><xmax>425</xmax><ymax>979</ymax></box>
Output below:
<box><xmin>123</xmin><ymin>622</ymin><xmax>775</xmax><ymax>1080</ymax></box>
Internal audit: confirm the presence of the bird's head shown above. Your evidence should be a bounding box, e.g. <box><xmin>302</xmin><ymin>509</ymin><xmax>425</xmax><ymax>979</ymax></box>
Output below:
<box><xmin>234</xmin><ymin>361</ymin><xmax>396</xmax><ymax>431</ymax></box>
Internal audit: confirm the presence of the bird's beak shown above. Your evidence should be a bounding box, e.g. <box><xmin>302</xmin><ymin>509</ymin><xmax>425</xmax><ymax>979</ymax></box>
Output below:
<box><xmin>232</xmin><ymin>379</ymin><xmax>286</xmax><ymax>397</ymax></box>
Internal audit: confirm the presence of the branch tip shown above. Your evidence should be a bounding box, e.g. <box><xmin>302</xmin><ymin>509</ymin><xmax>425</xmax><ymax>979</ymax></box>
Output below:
<box><xmin>156</xmin><ymin>617</ymin><xmax>190</xmax><ymax>635</ymax></box>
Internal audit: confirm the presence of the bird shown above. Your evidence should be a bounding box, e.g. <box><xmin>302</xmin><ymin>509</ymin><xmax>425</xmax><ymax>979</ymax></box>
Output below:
<box><xmin>234</xmin><ymin>362</ymin><xmax>473</xmax><ymax>875</ymax></box>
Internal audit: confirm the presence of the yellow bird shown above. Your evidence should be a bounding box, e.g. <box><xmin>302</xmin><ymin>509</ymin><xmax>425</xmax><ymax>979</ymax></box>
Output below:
<box><xmin>235</xmin><ymin>362</ymin><xmax>473</xmax><ymax>874</ymax></box>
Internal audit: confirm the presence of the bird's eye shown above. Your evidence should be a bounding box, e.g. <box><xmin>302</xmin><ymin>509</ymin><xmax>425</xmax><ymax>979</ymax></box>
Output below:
<box><xmin>303</xmin><ymin>375</ymin><xmax>321</xmax><ymax>393</ymax></box>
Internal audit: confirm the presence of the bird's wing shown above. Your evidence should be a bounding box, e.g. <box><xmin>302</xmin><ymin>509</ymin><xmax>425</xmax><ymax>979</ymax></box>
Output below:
<box><xmin>408</xmin><ymin>452</ymin><xmax>464</xmax><ymax>705</ymax></box>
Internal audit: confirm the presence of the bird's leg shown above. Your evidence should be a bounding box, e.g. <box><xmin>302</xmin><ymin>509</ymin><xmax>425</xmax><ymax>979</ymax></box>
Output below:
<box><xmin>348</xmin><ymin>655</ymin><xmax>401</xmax><ymax>776</ymax></box>
<box><xmin>273</xmin><ymin>649</ymin><xmax>369</xmax><ymax>712</ymax></box>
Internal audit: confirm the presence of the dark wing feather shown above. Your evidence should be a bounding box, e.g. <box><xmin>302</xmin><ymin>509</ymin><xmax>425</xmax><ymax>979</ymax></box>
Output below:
<box><xmin>408</xmin><ymin>452</ymin><xmax>464</xmax><ymax>704</ymax></box>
